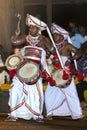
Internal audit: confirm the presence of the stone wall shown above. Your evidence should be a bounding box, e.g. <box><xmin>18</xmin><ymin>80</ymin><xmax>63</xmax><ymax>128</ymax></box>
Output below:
<box><xmin>0</xmin><ymin>0</ymin><xmax>24</xmax><ymax>56</ymax></box>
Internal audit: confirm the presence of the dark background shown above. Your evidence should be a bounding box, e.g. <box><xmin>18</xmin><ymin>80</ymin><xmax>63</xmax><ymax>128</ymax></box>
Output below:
<box><xmin>52</xmin><ymin>4</ymin><xmax>87</xmax><ymax>28</ymax></box>
<box><xmin>24</xmin><ymin>3</ymin><xmax>87</xmax><ymax>34</ymax></box>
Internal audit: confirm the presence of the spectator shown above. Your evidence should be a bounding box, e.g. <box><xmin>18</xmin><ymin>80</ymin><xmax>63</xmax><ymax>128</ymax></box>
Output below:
<box><xmin>78</xmin><ymin>25</ymin><xmax>87</xmax><ymax>41</ymax></box>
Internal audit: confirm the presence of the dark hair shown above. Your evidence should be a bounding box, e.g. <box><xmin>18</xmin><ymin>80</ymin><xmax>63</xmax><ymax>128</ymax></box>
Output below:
<box><xmin>69</xmin><ymin>19</ymin><xmax>77</xmax><ymax>25</ymax></box>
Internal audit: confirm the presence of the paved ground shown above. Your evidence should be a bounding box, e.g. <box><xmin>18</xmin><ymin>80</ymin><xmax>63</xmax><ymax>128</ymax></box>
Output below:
<box><xmin>0</xmin><ymin>114</ymin><xmax>87</xmax><ymax>130</ymax></box>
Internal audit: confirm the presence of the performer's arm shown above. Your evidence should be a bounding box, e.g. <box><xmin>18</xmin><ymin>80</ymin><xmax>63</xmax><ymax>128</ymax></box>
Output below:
<box><xmin>69</xmin><ymin>44</ymin><xmax>82</xmax><ymax>60</ymax></box>
<box><xmin>11</xmin><ymin>35</ymin><xmax>26</xmax><ymax>46</ymax></box>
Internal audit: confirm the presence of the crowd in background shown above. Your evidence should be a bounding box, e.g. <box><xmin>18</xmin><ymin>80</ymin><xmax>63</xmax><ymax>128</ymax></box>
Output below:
<box><xmin>66</xmin><ymin>19</ymin><xmax>87</xmax><ymax>109</ymax></box>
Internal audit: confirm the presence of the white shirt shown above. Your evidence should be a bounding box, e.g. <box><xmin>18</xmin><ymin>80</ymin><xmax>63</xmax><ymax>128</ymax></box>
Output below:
<box><xmin>71</xmin><ymin>33</ymin><xmax>86</xmax><ymax>48</ymax></box>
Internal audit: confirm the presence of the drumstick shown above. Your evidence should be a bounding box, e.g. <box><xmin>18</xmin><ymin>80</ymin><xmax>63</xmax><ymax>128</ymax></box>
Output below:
<box><xmin>46</xmin><ymin>27</ymin><xmax>64</xmax><ymax>69</ymax></box>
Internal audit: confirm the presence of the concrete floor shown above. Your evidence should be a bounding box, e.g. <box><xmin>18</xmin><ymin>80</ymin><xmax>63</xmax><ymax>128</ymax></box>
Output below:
<box><xmin>0</xmin><ymin>114</ymin><xmax>87</xmax><ymax>130</ymax></box>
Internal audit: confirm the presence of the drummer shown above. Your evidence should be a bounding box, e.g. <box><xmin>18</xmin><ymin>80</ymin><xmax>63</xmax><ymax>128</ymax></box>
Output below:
<box><xmin>45</xmin><ymin>23</ymin><xmax>84</xmax><ymax>120</ymax></box>
<box><xmin>5</xmin><ymin>14</ymin><xmax>55</xmax><ymax>121</ymax></box>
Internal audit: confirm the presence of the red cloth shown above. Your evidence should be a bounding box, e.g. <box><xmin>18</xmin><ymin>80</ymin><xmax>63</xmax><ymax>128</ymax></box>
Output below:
<box><xmin>41</xmin><ymin>70</ymin><xmax>47</xmax><ymax>79</ymax></box>
<box><xmin>77</xmin><ymin>71</ymin><xmax>84</xmax><ymax>81</ymax></box>
<box><xmin>9</xmin><ymin>69</ymin><xmax>16</xmax><ymax>78</ymax></box>
<box><xmin>47</xmin><ymin>77</ymin><xmax>56</xmax><ymax>86</ymax></box>
<box><xmin>26</xmin><ymin>59</ymin><xmax>40</xmax><ymax>64</ymax></box>
<box><xmin>53</xmin><ymin>55</ymin><xmax>58</xmax><ymax>60</ymax></box>
<box><xmin>67</xmin><ymin>64</ymin><xmax>74</xmax><ymax>76</ymax></box>
<box><xmin>54</xmin><ymin>64</ymin><xmax>62</xmax><ymax>69</ymax></box>
<box><xmin>52</xmin><ymin>55</ymin><xmax>62</xmax><ymax>69</ymax></box>
<box><xmin>62</xmin><ymin>70</ymin><xmax>69</xmax><ymax>80</ymax></box>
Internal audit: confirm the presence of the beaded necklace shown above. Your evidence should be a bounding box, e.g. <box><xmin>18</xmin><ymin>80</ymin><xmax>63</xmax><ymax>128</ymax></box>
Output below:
<box><xmin>56</xmin><ymin>40</ymin><xmax>65</xmax><ymax>51</ymax></box>
<box><xmin>26</xmin><ymin>34</ymin><xmax>40</xmax><ymax>46</ymax></box>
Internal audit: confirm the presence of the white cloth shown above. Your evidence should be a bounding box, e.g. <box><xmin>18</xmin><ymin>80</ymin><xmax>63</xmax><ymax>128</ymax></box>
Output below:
<box><xmin>8</xmin><ymin>46</ymin><xmax>47</xmax><ymax>120</ymax></box>
<box><xmin>45</xmin><ymin>56</ymin><xmax>83</xmax><ymax>119</ymax></box>
<box><xmin>51</xmin><ymin>23</ymin><xmax>72</xmax><ymax>43</ymax></box>
<box><xmin>26</xmin><ymin>14</ymin><xmax>47</xmax><ymax>31</ymax></box>
<box><xmin>0</xmin><ymin>70</ymin><xmax>10</xmax><ymax>84</ymax></box>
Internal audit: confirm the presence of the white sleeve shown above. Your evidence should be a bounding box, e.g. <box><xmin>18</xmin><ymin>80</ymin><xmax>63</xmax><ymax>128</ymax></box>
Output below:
<box><xmin>41</xmin><ymin>49</ymin><xmax>50</xmax><ymax>74</ymax></box>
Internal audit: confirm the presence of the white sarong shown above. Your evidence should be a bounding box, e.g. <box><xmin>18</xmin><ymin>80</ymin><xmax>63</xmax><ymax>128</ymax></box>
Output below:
<box><xmin>8</xmin><ymin>46</ymin><xmax>47</xmax><ymax>120</ymax></box>
<box><xmin>45</xmin><ymin>56</ymin><xmax>83</xmax><ymax>119</ymax></box>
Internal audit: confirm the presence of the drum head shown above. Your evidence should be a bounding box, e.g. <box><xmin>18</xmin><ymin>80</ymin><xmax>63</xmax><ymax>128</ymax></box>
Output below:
<box><xmin>47</xmin><ymin>64</ymin><xmax>54</xmax><ymax>74</ymax></box>
<box><xmin>5</xmin><ymin>54</ymin><xmax>24</xmax><ymax>70</ymax></box>
<box><xmin>52</xmin><ymin>69</ymin><xmax>71</xmax><ymax>88</ymax></box>
<box><xmin>16</xmin><ymin>61</ymin><xmax>40</xmax><ymax>84</ymax></box>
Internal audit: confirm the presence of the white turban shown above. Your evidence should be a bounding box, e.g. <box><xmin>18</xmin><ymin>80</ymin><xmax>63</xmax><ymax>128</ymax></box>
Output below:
<box><xmin>26</xmin><ymin>14</ymin><xmax>47</xmax><ymax>31</ymax></box>
<box><xmin>25</xmin><ymin>14</ymin><xmax>56</xmax><ymax>49</ymax></box>
<box><xmin>51</xmin><ymin>23</ymin><xmax>72</xmax><ymax>43</ymax></box>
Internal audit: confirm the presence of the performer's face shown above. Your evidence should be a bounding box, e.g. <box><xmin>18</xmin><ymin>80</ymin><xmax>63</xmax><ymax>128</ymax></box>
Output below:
<box><xmin>53</xmin><ymin>33</ymin><xmax>64</xmax><ymax>43</ymax></box>
<box><xmin>29</xmin><ymin>25</ymin><xmax>40</xmax><ymax>36</ymax></box>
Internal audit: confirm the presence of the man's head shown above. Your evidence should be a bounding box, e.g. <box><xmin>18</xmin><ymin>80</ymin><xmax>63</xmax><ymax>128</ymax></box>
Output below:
<box><xmin>78</xmin><ymin>25</ymin><xmax>86</xmax><ymax>36</ymax></box>
<box><xmin>29</xmin><ymin>25</ymin><xmax>40</xmax><ymax>36</ymax></box>
<box><xmin>52</xmin><ymin>33</ymin><xmax>64</xmax><ymax>43</ymax></box>
<box><xmin>68</xmin><ymin>19</ymin><xmax>77</xmax><ymax>29</ymax></box>
<box><xmin>51</xmin><ymin>23</ymin><xmax>71</xmax><ymax>43</ymax></box>
<box><xmin>26</xmin><ymin>14</ymin><xmax>47</xmax><ymax>36</ymax></box>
